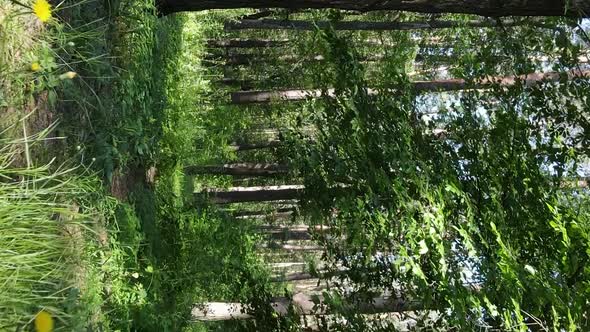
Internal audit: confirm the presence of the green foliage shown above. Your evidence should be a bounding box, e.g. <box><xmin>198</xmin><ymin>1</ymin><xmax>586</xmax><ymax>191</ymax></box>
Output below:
<box><xmin>0</xmin><ymin>131</ymin><xmax>111</xmax><ymax>331</ymax></box>
<box><xmin>285</xmin><ymin>22</ymin><xmax>590</xmax><ymax>331</ymax></box>
<box><xmin>4</xmin><ymin>2</ymin><xmax>590</xmax><ymax>331</ymax></box>
<box><xmin>51</xmin><ymin>0</ymin><xmax>185</xmax><ymax>179</ymax></box>
<box><xmin>2</xmin><ymin>2</ymin><xmax>272</xmax><ymax>331</ymax></box>
<box><xmin>127</xmin><ymin>171</ymin><xmax>267</xmax><ymax>331</ymax></box>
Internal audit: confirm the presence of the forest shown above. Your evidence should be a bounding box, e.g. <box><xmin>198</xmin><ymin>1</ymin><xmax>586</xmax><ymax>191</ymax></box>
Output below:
<box><xmin>1</xmin><ymin>0</ymin><xmax>589</xmax><ymax>331</ymax></box>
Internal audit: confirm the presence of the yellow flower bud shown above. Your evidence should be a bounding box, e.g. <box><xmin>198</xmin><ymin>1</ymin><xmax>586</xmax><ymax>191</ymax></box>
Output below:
<box><xmin>31</xmin><ymin>62</ymin><xmax>41</xmax><ymax>72</ymax></box>
<box><xmin>34</xmin><ymin>310</ymin><xmax>54</xmax><ymax>332</ymax></box>
<box><xmin>59</xmin><ymin>71</ymin><xmax>77</xmax><ymax>80</ymax></box>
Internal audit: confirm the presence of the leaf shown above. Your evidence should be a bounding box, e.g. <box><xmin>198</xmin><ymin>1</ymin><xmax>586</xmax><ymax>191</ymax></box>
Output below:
<box><xmin>418</xmin><ymin>240</ymin><xmax>429</xmax><ymax>255</ymax></box>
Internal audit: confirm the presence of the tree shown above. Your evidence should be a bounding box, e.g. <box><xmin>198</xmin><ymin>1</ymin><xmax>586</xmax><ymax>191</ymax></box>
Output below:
<box><xmin>235</xmin><ymin>207</ymin><xmax>296</xmax><ymax>217</ymax></box>
<box><xmin>280</xmin><ymin>26</ymin><xmax>590</xmax><ymax>330</ymax></box>
<box><xmin>192</xmin><ymin>292</ymin><xmax>425</xmax><ymax>321</ymax></box>
<box><xmin>157</xmin><ymin>0</ymin><xmax>589</xmax><ymax>18</ymax></box>
<box><xmin>265</xmin><ymin>228</ymin><xmax>312</xmax><ymax>241</ymax></box>
<box><xmin>228</xmin><ymin>140</ymin><xmax>282</xmax><ymax>151</ymax></box>
<box><xmin>207</xmin><ymin>39</ymin><xmax>290</xmax><ymax>48</ymax></box>
<box><xmin>231</xmin><ymin>70</ymin><xmax>590</xmax><ymax>104</ymax></box>
<box><xmin>202</xmin><ymin>185</ymin><xmax>304</xmax><ymax>204</ymax></box>
<box><xmin>184</xmin><ymin>162</ymin><xmax>288</xmax><ymax>176</ymax></box>
<box><xmin>225</xmin><ymin>18</ymin><xmax>533</xmax><ymax>31</ymax></box>
<box><xmin>258</xmin><ymin>242</ymin><xmax>323</xmax><ymax>251</ymax></box>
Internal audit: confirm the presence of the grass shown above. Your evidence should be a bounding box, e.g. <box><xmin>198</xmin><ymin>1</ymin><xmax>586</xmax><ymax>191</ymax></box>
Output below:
<box><xmin>0</xmin><ymin>130</ymin><xmax>103</xmax><ymax>331</ymax></box>
<box><xmin>1</xmin><ymin>1</ymin><xmax>275</xmax><ymax>331</ymax></box>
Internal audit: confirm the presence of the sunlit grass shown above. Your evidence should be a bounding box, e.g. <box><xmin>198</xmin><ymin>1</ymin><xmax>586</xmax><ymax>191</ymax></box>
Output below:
<box><xmin>0</xmin><ymin>127</ymin><xmax>100</xmax><ymax>330</ymax></box>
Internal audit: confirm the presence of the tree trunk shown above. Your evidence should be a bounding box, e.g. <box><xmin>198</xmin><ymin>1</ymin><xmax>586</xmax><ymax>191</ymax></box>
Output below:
<box><xmin>203</xmin><ymin>185</ymin><xmax>304</xmax><ymax>204</ymax></box>
<box><xmin>231</xmin><ymin>69</ymin><xmax>590</xmax><ymax>104</ymax></box>
<box><xmin>157</xmin><ymin>0</ymin><xmax>587</xmax><ymax>18</ymax></box>
<box><xmin>239</xmin><ymin>9</ymin><xmax>274</xmax><ymax>20</ymax></box>
<box><xmin>259</xmin><ymin>242</ymin><xmax>324</xmax><ymax>251</ymax></box>
<box><xmin>561</xmin><ymin>177</ymin><xmax>590</xmax><ymax>189</ymax></box>
<box><xmin>235</xmin><ymin>207</ymin><xmax>296</xmax><ymax>217</ymax></box>
<box><xmin>261</xmin><ymin>224</ymin><xmax>331</xmax><ymax>241</ymax></box>
<box><xmin>270</xmin><ymin>267</ymin><xmax>340</xmax><ymax>282</ymax></box>
<box><xmin>217</xmin><ymin>78</ymin><xmax>256</xmax><ymax>90</ymax></box>
<box><xmin>228</xmin><ymin>140</ymin><xmax>282</xmax><ymax>151</ymax></box>
<box><xmin>266</xmin><ymin>229</ymin><xmax>313</xmax><ymax>241</ymax></box>
<box><xmin>184</xmin><ymin>163</ymin><xmax>288</xmax><ymax>176</ymax></box>
<box><xmin>235</xmin><ymin>211</ymin><xmax>294</xmax><ymax>221</ymax></box>
<box><xmin>258</xmin><ymin>224</ymin><xmax>329</xmax><ymax>231</ymax></box>
<box><xmin>207</xmin><ymin>39</ymin><xmax>290</xmax><ymax>48</ymax></box>
<box><xmin>271</xmin><ymin>271</ymin><xmax>315</xmax><ymax>282</ymax></box>
<box><xmin>192</xmin><ymin>292</ymin><xmax>424</xmax><ymax>321</ymax></box>
<box><xmin>218</xmin><ymin>53</ymin><xmax>378</xmax><ymax>66</ymax></box>
<box><xmin>218</xmin><ymin>53</ymin><xmax>481</xmax><ymax>66</ymax></box>
<box><xmin>225</xmin><ymin>18</ymin><xmax>532</xmax><ymax>31</ymax></box>
<box><xmin>270</xmin><ymin>262</ymin><xmax>307</xmax><ymax>269</ymax></box>
<box><xmin>206</xmin><ymin>37</ymin><xmax>430</xmax><ymax>49</ymax></box>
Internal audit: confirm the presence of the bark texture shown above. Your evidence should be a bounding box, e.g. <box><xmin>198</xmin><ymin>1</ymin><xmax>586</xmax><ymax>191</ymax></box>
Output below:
<box><xmin>225</xmin><ymin>18</ymin><xmax>531</xmax><ymax>31</ymax></box>
<box><xmin>236</xmin><ymin>207</ymin><xmax>296</xmax><ymax>217</ymax></box>
<box><xmin>192</xmin><ymin>292</ymin><xmax>424</xmax><ymax>321</ymax></box>
<box><xmin>231</xmin><ymin>70</ymin><xmax>590</xmax><ymax>104</ymax></box>
<box><xmin>204</xmin><ymin>185</ymin><xmax>304</xmax><ymax>204</ymax></box>
<box><xmin>158</xmin><ymin>0</ymin><xmax>588</xmax><ymax>18</ymax></box>
<box><xmin>258</xmin><ymin>242</ymin><xmax>324</xmax><ymax>251</ymax></box>
<box><xmin>228</xmin><ymin>140</ymin><xmax>282</xmax><ymax>151</ymax></box>
<box><xmin>184</xmin><ymin>163</ymin><xmax>288</xmax><ymax>176</ymax></box>
<box><xmin>217</xmin><ymin>53</ymin><xmax>470</xmax><ymax>66</ymax></box>
<box><xmin>207</xmin><ymin>39</ymin><xmax>290</xmax><ymax>48</ymax></box>
<box><xmin>235</xmin><ymin>212</ymin><xmax>294</xmax><ymax>220</ymax></box>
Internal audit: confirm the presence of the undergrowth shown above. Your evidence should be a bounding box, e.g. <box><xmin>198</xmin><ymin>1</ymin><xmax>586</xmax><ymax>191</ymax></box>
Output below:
<box><xmin>1</xmin><ymin>1</ymin><xmax>271</xmax><ymax>331</ymax></box>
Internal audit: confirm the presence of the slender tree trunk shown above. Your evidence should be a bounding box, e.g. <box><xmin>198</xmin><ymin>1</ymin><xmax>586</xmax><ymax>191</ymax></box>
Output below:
<box><xmin>231</xmin><ymin>70</ymin><xmax>590</xmax><ymax>104</ymax></box>
<box><xmin>266</xmin><ymin>229</ymin><xmax>313</xmax><ymax>241</ymax></box>
<box><xmin>259</xmin><ymin>242</ymin><xmax>324</xmax><ymax>251</ymax></box>
<box><xmin>225</xmin><ymin>18</ymin><xmax>532</xmax><ymax>31</ymax></box>
<box><xmin>217</xmin><ymin>78</ymin><xmax>255</xmax><ymax>90</ymax></box>
<box><xmin>184</xmin><ymin>163</ymin><xmax>288</xmax><ymax>176</ymax></box>
<box><xmin>203</xmin><ymin>185</ymin><xmax>304</xmax><ymax>204</ymax></box>
<box><xmin>271</xmin><ymin>271</ymin><xmax>315</xmax><ymax>282</ymax></box>
<box><xmin>270</xmin><ymin>267</ymin><xmax>340</xmax><ymax>282</ymax></box>
<box><xmin>258</xmin><ymin>224</ymin><xmax>329</xmax><ymax>231</ymax></box>
<box><xmin>228</xmin><ymin>140</ymin><xmax>282</xmax><ymax>151</ymax></box>
<box><xmin>261</xmin><ymin>224</ymin><xmax>331</xmax><ymax>241</ymax></box>
<box><xmin>192</xmin><ymin>292</ymin><xmax>425</xmax><ymax>321</ymax></box>
<box><xmin>217</xmin><ymin>78</ymin><xmax>256</xmax><ymax>87</ymax></box>
<box><xmin>207</xmin><ymin>39</ymin><xmax>290</xmax><ymax>48</ymax></box>
<box><xmin>236</xmin><ymin>207</ymin><xmax>296</xmax><ymax>217</ymax></box>
<box><xmin>239</xmin><ymin>9</ymin><xmax>274</xmax><ymax>20</ymax></box>
<box><xmin>270</xmin><ymin>262</ymin><xmax>307</xmax><ymax>269</ymax></box>
<box><xmin>157</xmin><ymin>0</ymin><xmax>587</xmax><ymax>18</ymax></box>
<box><xmin>217</xmin><ymin>53</ymin><xmax>482</xmax><ymax>66</ymax></box>
<box><xmin>218</xmin><ymin>53</ymin><xmax>376</xmax><ymax>66</ymax></box>
<box><xmin>561</xmin><ymin>177</ymin><xmax>590</xmax><ymax>189</ymax></box>
<box><xmin>206</xmin><ymin>37</ymin><xmax>432</xmax><ymax>49</ymax></box>
<box><xmin>235</xmin><ymin>211</ymin><xmax>294</xmax><ymax>221</ymax></box>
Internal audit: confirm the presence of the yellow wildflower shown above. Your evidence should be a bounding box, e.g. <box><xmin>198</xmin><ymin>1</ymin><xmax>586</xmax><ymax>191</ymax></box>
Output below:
<box><xmin>34</xmin><ymin>310</ymin><xmax>54</xmax><ymax>332</ymax></box>
<box><xmin>59</xmin><ymin>71</ymin><xmax>77</xmax><ymax>80</ymax></box>
<box><xmin>31</xmin><ymin>62</ymin><xmax>41</xmax><ymax>72</ymax></box>
<box><xmin>32</xmin><ymin>0</ymin><xmax>52</xmax><ymax>23</ymax></box>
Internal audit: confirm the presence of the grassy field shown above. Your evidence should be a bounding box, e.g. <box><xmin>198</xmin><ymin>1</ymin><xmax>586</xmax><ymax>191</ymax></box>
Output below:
<box><xmin>0</xmin><ymin>1</ymin><xmax>269</xmax><ymax>331</ymax></box>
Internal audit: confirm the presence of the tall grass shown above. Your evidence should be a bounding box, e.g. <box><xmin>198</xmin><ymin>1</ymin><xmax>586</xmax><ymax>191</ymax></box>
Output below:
<box><xmin>0</xmin><ymin>131</ymin><xmax>97</xmax><ymax>331</ymax></box>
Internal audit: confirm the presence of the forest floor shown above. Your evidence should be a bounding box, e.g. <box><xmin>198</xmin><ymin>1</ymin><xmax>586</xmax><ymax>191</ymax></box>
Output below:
<box><xmin>1</xmin><ymin>1</ymin><xmax>266</xmax><ymax>331</ymax></box>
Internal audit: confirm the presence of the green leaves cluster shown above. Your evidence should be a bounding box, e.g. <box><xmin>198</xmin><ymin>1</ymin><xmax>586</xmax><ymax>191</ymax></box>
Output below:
<box><xmin>287</xmin><ymin>23</ymin><xmax>590</xmax><ymax>331</ymax></box>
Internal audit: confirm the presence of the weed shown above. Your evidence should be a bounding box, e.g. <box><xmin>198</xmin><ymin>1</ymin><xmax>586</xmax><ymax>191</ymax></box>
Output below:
<box><xmin>0</xmin><ymin>131</ymin><xmax>100</xmax><ymax>330</ymax></box>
